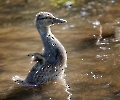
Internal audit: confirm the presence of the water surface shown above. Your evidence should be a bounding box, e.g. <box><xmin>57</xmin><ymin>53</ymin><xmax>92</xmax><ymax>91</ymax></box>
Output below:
<box><xmin>0</xmin><ymin>0</ymin><xmax>120</xmax><ymax>100</ymax></box>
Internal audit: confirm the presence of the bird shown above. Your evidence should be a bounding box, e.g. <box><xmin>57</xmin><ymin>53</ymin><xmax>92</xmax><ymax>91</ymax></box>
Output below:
<box><xmin>13</xmin><ymin>12</ymin><xmax>67</xmax><ymax>86</ymax></box>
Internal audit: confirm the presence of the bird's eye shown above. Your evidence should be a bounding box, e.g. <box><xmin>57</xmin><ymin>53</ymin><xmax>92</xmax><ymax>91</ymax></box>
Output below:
<box><xmin>38</xmin><ymin>15</ymin><xmax>42</xmax><ymax>17</ymax></box>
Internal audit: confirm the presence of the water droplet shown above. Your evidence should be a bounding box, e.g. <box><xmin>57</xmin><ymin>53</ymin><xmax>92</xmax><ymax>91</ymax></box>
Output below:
<box><xmin>106</xmin><ymin>83</ymin><xmax>110</xmax><ymax>86</ymax></box>
<box><xmin>110</xmin><ymin>0</ymin><xmax>115</xmax><ymax>3</ymax></box>
<box><xmin>52</xmin><ymin>44</ymin><xmax>55</xmax><ymax>46</ymax></box>
<box><xmin>80</xmin><ymin>11</ymin><xmax>89</xmax><ymax>16</ymax></box>
<box><xmin>36</xmin><ymin>71</ymin><xmax>38</xmax><ymax>73</ymax></box>
<box><xmin>96</xmin><ymin>54</ymin><xmax>102</xmax><ymax>58</ymax></box>
<box><xmin>93</xmin><ymin>20</ymin><xmax>100</xmax><ymax>25</ymax></box>
<box><xmin>92</xmin><ymin>75</ymin><xmax>96</xmax><ymax>78</ymax></box>
<box><xmin>70</xmin><ymin>24</ymin><xmax>75</xmax><ymax>28</ymax></box>
<box><xmin>31</xmin><ymin>56</ymin><xmax>34</xmax><ymax>59</ymax></box>
<box><xmin>116</xmin><ymin>93</ymin><xmax>120</xmax><ymax>97</ymax></box>
<box><xmin>91</xmin><ymin>72</ymin><xmax>94</xmax><ymax>74</ymax></box>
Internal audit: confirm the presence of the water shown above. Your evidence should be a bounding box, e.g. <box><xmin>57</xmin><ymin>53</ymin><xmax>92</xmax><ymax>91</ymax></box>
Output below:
<box><xmin>0</xmin><ymin>0</ymin><xmax>120</xmax><ymax>100</ymax></box>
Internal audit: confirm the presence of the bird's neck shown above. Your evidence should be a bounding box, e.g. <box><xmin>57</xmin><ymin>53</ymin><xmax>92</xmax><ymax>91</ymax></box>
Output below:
<box><xmin>36</xmin><ymin>25</ymin><xmax>56</xmax><ymax>50</ymax></box>
<box><xmin>37</xmin><ymin>26</ymin><xmax>51</xmax><ymax>36</ymax></box>
<box><xmin>36</xmin><ymin>25</ymin><xmax>67</xmax><ymax>64</ymax></box>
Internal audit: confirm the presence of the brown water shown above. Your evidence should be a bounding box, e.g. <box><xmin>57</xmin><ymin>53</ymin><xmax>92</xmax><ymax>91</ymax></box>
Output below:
<box><xmin>0</xmin><ymin>0</ymin><xmax>120</xmax><ymax>100</ymax></box>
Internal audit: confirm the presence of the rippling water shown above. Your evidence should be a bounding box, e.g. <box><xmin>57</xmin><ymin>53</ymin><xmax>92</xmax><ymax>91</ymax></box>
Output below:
<box><xmin>0</xmin><ymin>0</ymin><xmax>120</xmax><ymax>100</ymax></box>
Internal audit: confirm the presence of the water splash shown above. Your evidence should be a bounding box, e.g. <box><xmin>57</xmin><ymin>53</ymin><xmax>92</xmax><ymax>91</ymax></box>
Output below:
<box><xmin>86</xmin><ymin>72</ymin><xmax>103</xmax><ymax>79</ymax></box>
<box><xmin>62</xmin><ymin>75</ymin><xmax>72</xmax><ymax>100</ymax></box>
<box><xmin>12</xmin><ymin>75</ymin><xmax>38</xmax><ymax>86</ymax></box>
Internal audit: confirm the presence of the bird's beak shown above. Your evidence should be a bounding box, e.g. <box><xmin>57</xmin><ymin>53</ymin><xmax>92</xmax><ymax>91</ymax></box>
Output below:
<box><xmin>53</xmin><ymin>17</ymin><xmax>67</xmax><ymax>24</ymax></box>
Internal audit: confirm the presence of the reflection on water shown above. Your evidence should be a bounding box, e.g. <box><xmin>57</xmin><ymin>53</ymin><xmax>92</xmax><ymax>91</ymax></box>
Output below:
<box><xmin>0</xmin><ymin>0</ymin><xmax>120</xmax><ymax>100</ymax></box>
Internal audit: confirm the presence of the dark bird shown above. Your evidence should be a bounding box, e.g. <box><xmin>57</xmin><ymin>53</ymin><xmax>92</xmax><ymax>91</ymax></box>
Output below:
<box><xmin>13</xmin><ymin>12</ymin><xmax>67</xmax><ymax>86</ymax></box>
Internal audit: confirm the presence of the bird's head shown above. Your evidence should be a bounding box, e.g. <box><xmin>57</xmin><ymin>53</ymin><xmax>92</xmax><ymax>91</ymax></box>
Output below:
<box><xmin>35</xmin><ymin>12</ymin><xmax>67</xmax><ymax>27</ymax></box>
